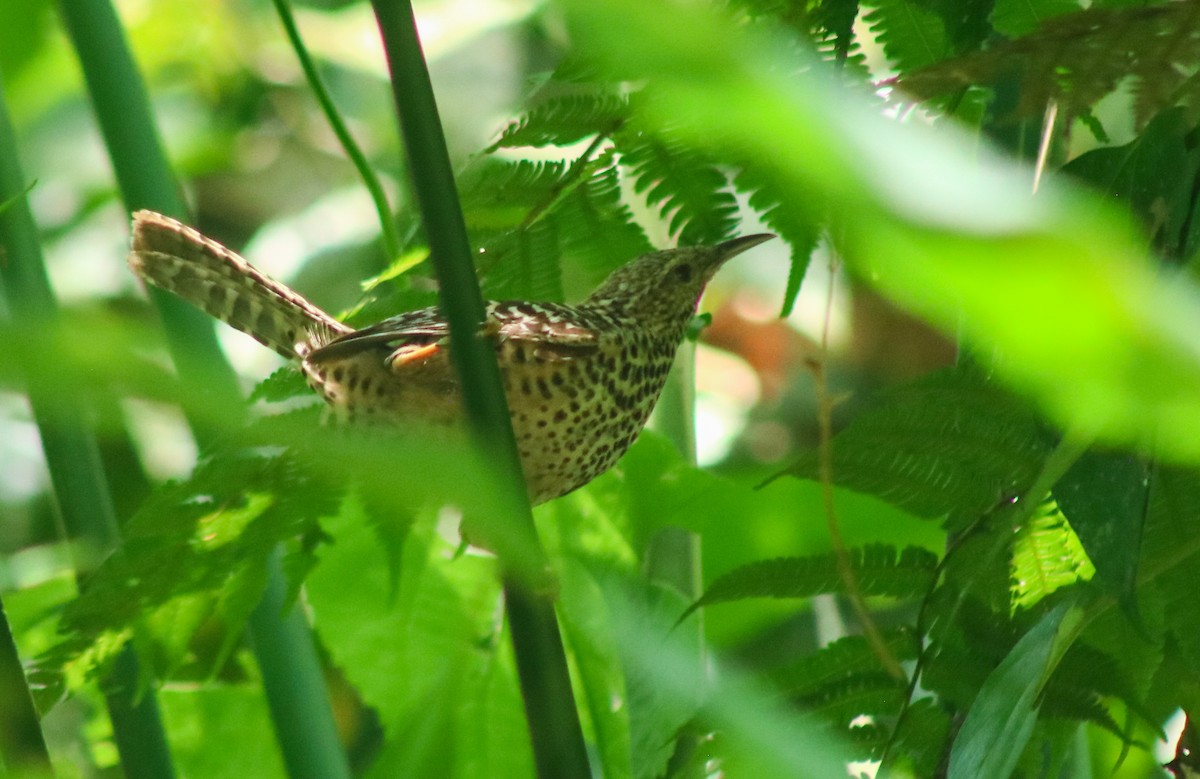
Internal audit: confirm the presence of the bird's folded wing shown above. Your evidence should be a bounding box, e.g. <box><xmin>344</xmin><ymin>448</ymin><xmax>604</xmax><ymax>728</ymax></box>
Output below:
<box><xmin>306</xmin><ymin>302</ymin><xmax>599</xmax><ymax>364</ymax></box>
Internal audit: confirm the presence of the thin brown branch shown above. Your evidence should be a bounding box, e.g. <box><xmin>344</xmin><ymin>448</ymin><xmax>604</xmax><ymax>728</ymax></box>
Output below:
<box><xmin>813</xmin><ymin>253</ymin><xmax>905</xmax><ymax>681</ymax></box>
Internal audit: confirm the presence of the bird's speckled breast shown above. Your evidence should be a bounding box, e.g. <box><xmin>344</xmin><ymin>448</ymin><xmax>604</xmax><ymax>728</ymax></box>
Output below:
<box><xmin>499</xmin><ymin>330</ymin><xmax>677</xmax><ymax>504</ymax></box>
<box><xmin>300</xmin><ymin>328</ymin><xmax>679</xmax><ymax>504</ymax></box>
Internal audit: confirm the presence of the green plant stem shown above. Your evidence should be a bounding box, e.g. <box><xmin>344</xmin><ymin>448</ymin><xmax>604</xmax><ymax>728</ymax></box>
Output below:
<box><xmin>0</xmin><ymin>595</ymin><xmax>52</xmax><ymax>775</ymax></box>
<box><xmin>57</xmin><ymin>0</ymin><xmax>243</xmax><ymax>443</ymax></box>
<box><xmin>812</xmin><ymin>256</ymin><xmax>903</xmax><ymax>680</ymax></box>
<box><xmin>248</xmin><ymin>549</ymin><xmax>351</xmax><ymax>779</ymax></box>
<box><xmin>646</xmin><ymin>345</ymin><xmax>702</xmax><ymax>601</ymax></box>
<box><xmin>367</xmin><ymin>1</ymin><xmax>590</xmax><ymax>775</ymax></box>
<box><xmin>270</xmin><ymin>0</ymin><xmax>401</xmax><ymax>262</ymax></box>
<box><xmin>58</xmin><ymin>2</ymin><xmax>350</xmax><ymax>775</ymax></box>
<box><xmin>0</xmin><ymin>73</ymin><xmax>175</xmax><ymax>779</ymax></box>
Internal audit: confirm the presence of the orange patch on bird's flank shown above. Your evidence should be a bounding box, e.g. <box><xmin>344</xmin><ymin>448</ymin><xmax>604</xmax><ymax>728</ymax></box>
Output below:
<box><xmin>390</xmin><ymin>343</ymin><xmax>440</xmax><ymax>368</ymax></box>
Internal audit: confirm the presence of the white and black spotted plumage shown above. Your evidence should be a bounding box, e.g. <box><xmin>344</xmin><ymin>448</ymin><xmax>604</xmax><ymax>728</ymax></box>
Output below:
<box><xmin>129</xmin><ymin>210</ymin><xmax>772</xmax><ymax>504</ymax></box>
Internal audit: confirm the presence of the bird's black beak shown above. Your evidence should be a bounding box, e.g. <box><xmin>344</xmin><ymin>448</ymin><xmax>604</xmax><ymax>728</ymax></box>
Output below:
<box><xmin>717</xmin><ymin>233</ymin><xmax>775</xmax><ymax>260</ymax></box>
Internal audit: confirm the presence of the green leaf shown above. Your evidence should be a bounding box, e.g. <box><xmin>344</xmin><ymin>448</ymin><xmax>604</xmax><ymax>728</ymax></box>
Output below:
<box><xmin>1043</xmin><ymin>642</ymin><xmax>1155</xmax><ymax>738</ymax></box>
<box><xmin>305</xmin><ymin>498</ymin><xmax>532</xmax><ymax>779</ymax></box>
<box><xmin>688</xmin><ymin>544</ymin><xmax>937</xmax><ymax>617</ymax></box>
<box><xmin>594</xmin><ymin>572</ymin><xmax>854</xmax><ymax>777</ymax></box>
<box><xmin>461</xmin><ymin>157</ymin><xmax>572</xmax><ymax>232</ymax></box>
<box><xmin>1063</xmin><ymin>108</ymin><xmax>1194</xmax><ymax>261</ymax></box>
<box><xmin>0</xmin><ymin>177</ymin><xmax>35</xmax><ymax>215</ymax></box>
<box><xmin>782</xmin><ymin>368</ymin><xmax>1053</xmax><ymax>520</ymax></box>
<box><xmin>160</xmin><ymin>685</ymin><xmax>287</xmax><ymax>779</ymax></box>
<box><xmin>887</xmin><ymin>698</ymin><xmax>953</xmax><ymax>777</ymax></box>
<box><xmin>1053</xmin><ymin>450</ymin><xmax>1147</xmax><ymax>611</ymax></box>
<box><xmin>863</xmin><ymin>0</ymin><xmax>950</xmax><ymax>72</ymax></box>
<box><xmin>248</xmin><ymin>367</ymin><xmax>311</xmax><ymax>404</ymax></box>
<box><xmin>812</xmin><ymin>0</ymin><xmax>865</xmax><ymax>67</ymax></box>
<box><xmin>54</xmin><ymin>448</ymin><xmax>339</xmax><ymax>672</ymax></box>
<box><xmin>990</xmin><ymin>0</ymin><xmax>1081</xmax><ymax>37</ymax></box>
<box><xmin>361</xmin><ymin>247</ymin><xmax>431</xmax><ymax>293</ymax></box>
<box><xmin>481</xmin><ymin>216</ymin><xmax>565</xmax><ymax>301</ymax></box>
<box><xmin>1010</xmin><ymin>499</ymin><xmax>1095</xmax><ymax>611</ymax></box>
<box><xmin>796</xmin><ymin>672</ymin><xmax>908</xmax><ymax>729</ymax></box>
<box><xmin>556</xmin><ymin>558</ymin><xmax>634</xmax><ymax>779</ymax></box>
<box><xmin>622</xmin><ymin>579</ymin><xmax>701</xmax><ymax>779</ymax></box>
<box><xmin>947</xmin><ymin>601</ymin><xmax>1083</xmax><ymax>779</ymax></box>
<box><xmin>560</xmin><ymin>0</ymin><xmax>1200</xmax><ymax>461</ymax></box>
<box><xmin>1142</xmin><ymin>467</ymin><xmax>1200</xmax><ymax>673</ymax></box>
<box><xmin>732</xmin><ymin>163</ymin><xmax>821</xmax><ymax>317</ymax></box>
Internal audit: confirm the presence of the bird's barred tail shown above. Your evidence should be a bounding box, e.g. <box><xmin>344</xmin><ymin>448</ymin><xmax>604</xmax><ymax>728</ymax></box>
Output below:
<box><xmin>128</xmin><ymin>211</ymin><xmax>351</xmax><ymax>359</ymax></box>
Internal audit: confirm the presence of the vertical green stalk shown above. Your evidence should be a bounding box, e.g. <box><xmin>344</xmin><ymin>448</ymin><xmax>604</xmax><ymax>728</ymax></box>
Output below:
<box><xmin>367</xmin><ymin>1</ymin><xmax>591</xmax><ymax>775</ymax></box>
<box><xmin>56</xmin><ymin>1</ymin><xmax>350</xmax><ymax>776</ymax></box>
<box><xmin>646</xmin><ymin>345</ymin><xmax>703</xmax><ymax>602</ymax></box>
<box><xmin>0</xmin><ymin>596</ymin><xmax>52</xmax><ymax>775</ymax></box>
<box><xmin>56</xmin><ymin>0</ymin><xmax>242</xmax><ymax>439</ymax></box>
<box><xmin>247</xmin><ymin>549</ymin><xmax>352</xmax><ymax>779</ymax></box>
<box><xmin>646</xmin><ymin>343</ymin><xmax>706</xmax><ymax>773</ymax></box>
<box><xmin>269</xmin><ymin>0</ymin><xmax>401</xmax><ymax>263</ymax></box>
<box><xmin>0</xmin><ymin>72</ymin><xmax>175</xmax><ymax>779</ymax></box>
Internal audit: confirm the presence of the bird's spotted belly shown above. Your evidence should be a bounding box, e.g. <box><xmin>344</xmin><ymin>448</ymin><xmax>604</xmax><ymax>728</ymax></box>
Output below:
<box><xmin>501</xmin><ymin>345</ymin><xmax>671</xmax><ymax>504</ymax></box>
<box><xmin>300</xmin><ymin>341</ymin><xmax>672</xmax><ymax>505</ymax></box>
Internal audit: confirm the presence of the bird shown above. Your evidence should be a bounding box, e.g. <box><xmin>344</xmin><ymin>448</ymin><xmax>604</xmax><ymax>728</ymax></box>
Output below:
<box><xmin>128</xmin><ymin>210</ymin><xmax>773</xmax><ymax>504</ymax></box>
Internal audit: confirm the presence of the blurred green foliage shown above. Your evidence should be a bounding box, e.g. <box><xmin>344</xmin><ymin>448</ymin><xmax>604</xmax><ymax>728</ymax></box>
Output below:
<box><xmin>5</xmin><ymin>0</ymin><xmax>1200</xmax><ymax>776</ymax></box>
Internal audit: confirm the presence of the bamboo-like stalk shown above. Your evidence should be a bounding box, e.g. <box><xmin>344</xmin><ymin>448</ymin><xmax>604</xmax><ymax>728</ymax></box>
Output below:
<box><xmin>56</xmin><ymin>1</ymin><xmax>350</xmax><ymax>776</ymax></box>
<box><xmin>0</xmin><ymin>595</ymin><xmax>52</xmax><ymax>774</ymax></box>
<box><xmin>57</xmin><ymin>2</ymin><xmax>242</xmax><ymax>440</ymax></box>
<box><xmin>248</xmin><ymin>548</ymin><xmax>355</xmax><ymax>779</ymax></box>
<box><xmin>367</xmin><ymin>1</ymin><xmax>591</xmax><ymax>775</ymax></box>
<box><xmin>0</xmin><ymin>72</ymin><xmax>175</xmax><ymax>779</ymax></box>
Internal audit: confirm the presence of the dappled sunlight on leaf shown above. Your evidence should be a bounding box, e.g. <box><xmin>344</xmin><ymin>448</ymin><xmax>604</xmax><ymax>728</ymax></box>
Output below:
<box><xmin>1009</xmin><ymin>500</ymin><xmax>1095</xmax><ymax>612</ymax></box>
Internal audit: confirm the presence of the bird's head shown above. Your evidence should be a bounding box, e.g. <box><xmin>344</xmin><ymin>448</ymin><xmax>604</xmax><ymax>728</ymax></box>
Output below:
<box><xmin>583</xmin><ymin>234</ymin><xmax>774</xmax><ymax>331</ymax></box>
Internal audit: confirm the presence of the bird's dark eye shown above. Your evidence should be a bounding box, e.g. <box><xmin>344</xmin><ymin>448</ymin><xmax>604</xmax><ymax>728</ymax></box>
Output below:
<box><xmin>672</xmin><ymin>264</ymin><xmax>693</xmax><ymax>283</ymax></box>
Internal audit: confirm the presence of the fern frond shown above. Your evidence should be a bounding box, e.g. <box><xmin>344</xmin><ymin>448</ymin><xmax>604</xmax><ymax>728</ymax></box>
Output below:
<box><xmin>481</xmin><ymin>217</ymin><xmax>565</xmax><ymax>301</ymax></box>
<box><xmin>897</xmin><ymin>3</ymin><xmax>1200</xmax><ymax>128</ymax></box>
<box><xmin>732</xmin><ymin>163</ymin><xmax>821</xmax><ymax>316</ymax></box>
<box><xmin>489</xmin><ymin>93</ymin><xmax>628</xmax><ymax>150</ymax></box>
<box><xmin>779</xmin><ymin>368</ymin><xmax>1053</xmax><ymax>520</ymax></box>
<box><xmin>813</xmin><ymin>0</ymin><xmax>865</xmax><ymax>69</ymax></box>
<box><xmin>771</xmin><ymin>630</ymin><xmax>919</xmax><ymax>698</ymax></box>
<box><xmin>1010</xmin><ymin>499</ymin><xmax>1095</xmax><ymax>612</ymax></box>
<box><xmin>50</xmin><ymin>437</ymin><xmax>340</xmax><ymax>685</ymax></box>
<box><xmin>686</xmin><ymin>544</ymin><xmax>937</xmax><ymax>617</ymax></box>
<box><xmin>1042</xmin><ymin>688</ymin><xmax>1125</xmax><ymax>741</ymax></box>
<box><xmin>459</xmin><ymin>157</ymin><xmax>574</xmax><ymax>298</ymax></box>
<box><xmin>862</xmin><ymin>0</ymin><xmax>949</xmax><ymax>73</ymax></box>
<box><xmin>460</xmin><ymin>157</ymin><xmax>572</xmax><ymax>229</ymax></box>
<box><xmin>616</xmin><ymin>127</ymin><xmax>739</xmax><ymax>245</ymax></box>
<box><xmin>249</xmin><ymin>365</ymin><xmax>311</xmax><ymax>403</ymax></box>
<box><xmin>558</xmin><ymin>151</ymin><xmax>653</xmax><ymax>288</ymax></box>
<box><xmin>1048</xmin><ymin>642</ymin><xmax>1160</xmax><ymax>737</ymax></box>
<box><xmin>794</xmin><ymin>671</ymin><xmax>907</xmax><ymax>728</ymax></box>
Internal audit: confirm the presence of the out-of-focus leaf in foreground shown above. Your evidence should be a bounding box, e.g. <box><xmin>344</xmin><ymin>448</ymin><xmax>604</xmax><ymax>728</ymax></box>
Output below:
<box><xmin>557</xmin><ymin>0</ymin><xmax>1200</xmax><ymax>463</ymax></box>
